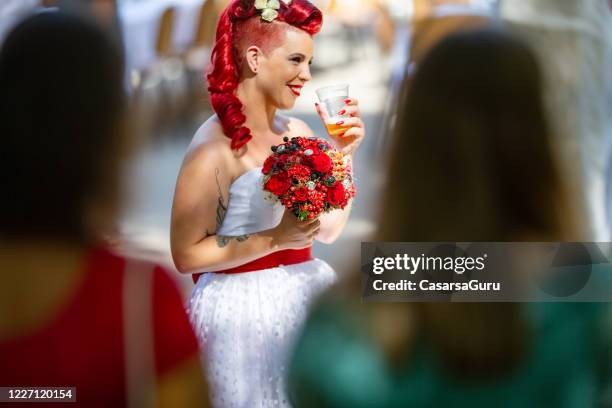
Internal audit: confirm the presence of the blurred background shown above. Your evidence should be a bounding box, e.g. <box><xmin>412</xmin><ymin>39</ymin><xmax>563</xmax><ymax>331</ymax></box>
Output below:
<box><xmin>0</xmin><ymin>0</ymin><xmax>610</xmax><ymax>297</ymax></box>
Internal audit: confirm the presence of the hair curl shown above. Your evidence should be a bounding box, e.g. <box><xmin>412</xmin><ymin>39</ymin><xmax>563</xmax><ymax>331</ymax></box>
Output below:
<box><xmin>207</xmin><ymin>0</ymin><xmax>322</xmax><ymax>150</ymax></box>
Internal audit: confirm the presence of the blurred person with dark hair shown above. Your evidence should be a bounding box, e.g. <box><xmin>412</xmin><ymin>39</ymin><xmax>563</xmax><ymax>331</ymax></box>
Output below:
<box><xmin>288</xmin><ymin>29</ymin><xmax>610</xmax><ymax>407</ymax></box>
<box><xmin>54</xmin><ymin>0</ymin><xmax>121</xmax><ymax>41</ymax></box>
<box><xmin>0</xmin><ymin>12</ymin><xmax>208</xmax><ymax>407</ymax></box>
<box><xmin>501</xmin><ymin>0</ymin><xmax>612</xmax><ymax>241</ymax></box>
<box><xmin>0</xmin><ymin>0</ymin><xmax>40</xmax><ymax>45</ymax></box>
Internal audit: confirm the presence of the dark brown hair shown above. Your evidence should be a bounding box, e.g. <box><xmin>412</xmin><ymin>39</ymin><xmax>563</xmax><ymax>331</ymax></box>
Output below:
<box><xmin>376</xmin><ymin>28</ymin><xmax>578</xmax><ymax>377</ymax></box>
<box><xmin>0</xmin><ymin>12</ymin><xmax>126</xmax><ymax>242</ymax></box>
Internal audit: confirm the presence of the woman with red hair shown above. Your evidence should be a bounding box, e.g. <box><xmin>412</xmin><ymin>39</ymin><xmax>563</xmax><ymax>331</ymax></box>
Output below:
<box><xmin>170</xmin><ymin>0</ymin><xmax>365</xmax><ymax>405</ymax></box>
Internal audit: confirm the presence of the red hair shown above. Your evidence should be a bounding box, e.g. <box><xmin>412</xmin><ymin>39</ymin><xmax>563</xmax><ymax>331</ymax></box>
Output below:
<box><xmin>207</xmin><ymin>0</ymin><xmax>322</xmax><ymax>150</ymax></box>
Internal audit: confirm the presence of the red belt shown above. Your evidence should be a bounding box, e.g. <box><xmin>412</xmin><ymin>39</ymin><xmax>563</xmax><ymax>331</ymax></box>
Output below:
<box><xmin>192</xmin><ymin>248</ymin><xmax>313</xmax><ymax>283</ymax></box>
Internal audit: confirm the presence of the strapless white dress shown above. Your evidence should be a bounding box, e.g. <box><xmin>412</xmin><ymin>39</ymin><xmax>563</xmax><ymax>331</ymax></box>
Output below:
<box><xmin>187</xmin><ymin>167</ymin><xmax>336</xmax><ymax>408</ymax></box>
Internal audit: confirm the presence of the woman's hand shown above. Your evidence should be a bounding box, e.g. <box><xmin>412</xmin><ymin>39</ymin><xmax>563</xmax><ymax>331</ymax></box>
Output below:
<box><xmin>269</xmin><ymin>209</ymin><xmax>320</xmax><ymax>250</ymax></box>
<box><xmin>316</xmin><ymin>98</ymin><xmax>365</xmax><ymax>156</ymax></box>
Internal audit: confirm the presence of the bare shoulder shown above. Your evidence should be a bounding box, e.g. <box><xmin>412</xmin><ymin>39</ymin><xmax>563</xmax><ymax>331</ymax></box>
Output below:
<box><xmin>182</xmin><ymin>115</ymin><xmax>235</xmax><ymax>175</ymax></box>
<box><xmin>187</xmin><ymin>114</ymin><xmax>227</xmax><ymax>153</ymax></box>
<box><xmin>279</xmin><ymin>114</ymin><xmax>316</xmax><ymax>137</ymax></box>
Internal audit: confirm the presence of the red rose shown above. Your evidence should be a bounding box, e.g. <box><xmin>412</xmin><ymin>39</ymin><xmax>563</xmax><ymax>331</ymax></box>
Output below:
<box><xmin>294</xmin><ymin>187</ymin><xmax>308</xmax><ymax>201</ymax></box>
<box><xmin>304</xmin><ymin>151</ymin><xmax>333</xmax><ymax>174</ymax></box>
<box><xmin>327</xmin><ymin>182</ymin><xmax>345</xmax><ymax>206</ymax></box>
<box><xmin>277</xmin><ymin>153</ymin><xmax>296</xmax><ymax>169</ymax></box>
<box><xmin>264</xmin><ymin>172</ymin><xmax>292</xmax><ymax>196</ymax></box>
<box><xmin>262</xmin><ymin>156</ymin><xmax>276</xmax><ymax>175</ymax></box>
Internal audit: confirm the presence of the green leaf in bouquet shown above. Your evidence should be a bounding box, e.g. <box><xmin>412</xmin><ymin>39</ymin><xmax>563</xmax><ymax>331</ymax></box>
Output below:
<box><xmin>298</xmin><ymin>210</ymin><xmax>309</xmax><ymax>221</ymax></box>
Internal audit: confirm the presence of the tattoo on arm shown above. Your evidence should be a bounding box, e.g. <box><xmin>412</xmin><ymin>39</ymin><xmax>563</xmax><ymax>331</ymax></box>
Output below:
<box><xmin>212</xmin><ymin>168</ymin><xmax>251</xmax><ymax>248</ymax></box>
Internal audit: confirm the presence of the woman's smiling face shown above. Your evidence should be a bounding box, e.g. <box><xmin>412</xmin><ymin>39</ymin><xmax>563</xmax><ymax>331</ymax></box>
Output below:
<box><xmin>254</xmin><ymin>26</ymin><xmax>314</xmax><ymax>109</ymax></box>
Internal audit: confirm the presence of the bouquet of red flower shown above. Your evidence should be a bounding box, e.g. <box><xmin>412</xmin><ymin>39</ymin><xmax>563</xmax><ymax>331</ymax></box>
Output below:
<box><xmin>262</xmin><ymin>136</ymin><xmax>356</xmax><ymax>220</ymax></box>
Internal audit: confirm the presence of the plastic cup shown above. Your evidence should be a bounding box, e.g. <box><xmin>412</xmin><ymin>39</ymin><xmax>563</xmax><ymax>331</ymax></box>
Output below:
<box><xmin>315</xmin><ymin>84</ymin><xmax>351</xmax><ymax>137</ymax></box>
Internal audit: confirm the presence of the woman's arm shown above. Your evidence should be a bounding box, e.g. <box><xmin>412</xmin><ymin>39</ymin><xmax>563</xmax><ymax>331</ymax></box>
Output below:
<box><xmin>317</xmin><ymin>98</ymin><xmax>364</xmax><ymax>243</ymax></box>
<box><xmin>289</xmin><ymin>98</ymin><xmax>365</xmax><ymax>244</ymax></box>
<box><xmin>171</xmin><ymin>141</ymin><xmax>274</xmax><ymax>273</ymax></box>
<box><xmin>170</xmin><ymin>139</ymin><xmax>320</xmax><ymax>274</ymax></box>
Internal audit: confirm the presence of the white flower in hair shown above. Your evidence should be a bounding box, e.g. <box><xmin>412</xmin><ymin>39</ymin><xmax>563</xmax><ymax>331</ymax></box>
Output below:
<box><xmin>255</xmin><ymin>0</ymin><xmax>281</xmax><ymax>22</ymax></box>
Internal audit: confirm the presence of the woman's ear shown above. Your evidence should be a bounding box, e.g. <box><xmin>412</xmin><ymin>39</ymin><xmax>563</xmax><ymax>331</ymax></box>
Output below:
<box><xmin>245</xmin><ymin>46</ymin><xmax>263</xmax><ymax>74</ymax></box>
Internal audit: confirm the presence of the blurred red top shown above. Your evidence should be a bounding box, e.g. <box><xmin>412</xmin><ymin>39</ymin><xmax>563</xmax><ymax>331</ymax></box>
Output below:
<box><xmin>0</xmin><ymin>247</ymin><xmax>200</xmax><ymax>407</ymax></box>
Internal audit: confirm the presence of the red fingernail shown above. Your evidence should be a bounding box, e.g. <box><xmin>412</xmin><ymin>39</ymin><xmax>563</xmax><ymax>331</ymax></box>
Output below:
<box><xmin>336</xmin><ymin>120</ymin><xmax>344</xmax><ymax>125</ymax></box>
<box><xmin>344</xmin><ymin>99</ymin><xmax>351</xmax><ymax>104</ymax></box>
<box><xmin>338</xmin><ymin>109</ymin><xmax>346</xmax><ymax>115</ymax></box>
<box><xmin>339</xmin><ymin>132</ymin><xmax>345</xmax><ymax>137</ymax></box>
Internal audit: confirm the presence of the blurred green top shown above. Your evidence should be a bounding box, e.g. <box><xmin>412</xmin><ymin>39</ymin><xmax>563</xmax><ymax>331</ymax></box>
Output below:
<box><xmin>288</xmin><ymin>299</ymin><xmax>610</xmax><ymax>408</ymax></box>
